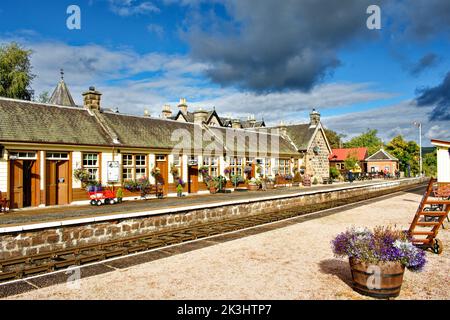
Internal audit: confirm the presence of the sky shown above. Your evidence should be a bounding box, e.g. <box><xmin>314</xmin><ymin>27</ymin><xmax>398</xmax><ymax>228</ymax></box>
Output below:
<box><xmin>0</xmin><ymin>0</ymin><xmax>449</xmax><ymax>146</ymax></box>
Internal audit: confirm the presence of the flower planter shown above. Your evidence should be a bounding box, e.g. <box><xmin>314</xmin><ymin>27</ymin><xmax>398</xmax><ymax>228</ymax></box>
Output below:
<box><xmin>247</xmin><ymin>184</ymin><xmax>259</xmax><ymax>191</ymax></box>
<box><xmin>349</xmin><ymin>258</ymin><xmax>405</xmax><ymax>299</ymax></box>
<box><xmin>209</xmin><ymin>187</ymin><xmax>217</xmax><ymax>194</ymax></box>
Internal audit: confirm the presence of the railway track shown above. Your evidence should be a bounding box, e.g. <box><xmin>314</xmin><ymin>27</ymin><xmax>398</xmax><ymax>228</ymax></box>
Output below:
<box><xmin>0</xmin><ymin>182</ymin><xmax>426</xmax><ymax>283</ymax></box>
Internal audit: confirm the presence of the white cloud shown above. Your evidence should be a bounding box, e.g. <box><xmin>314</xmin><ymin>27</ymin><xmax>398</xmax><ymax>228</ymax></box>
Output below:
<box><xmin>324</xmin><ymin>101</ymin><xmax>449</xmax><ymax>146</ymax></box>
<box><xmin>2</xmin><ymin>35</ymin><xmax>445</xmax><ymax>146</ymax></box>
<box><xmin>108</xmin><ymin>0</ymin><xmax>160</xmax><ymax>16</ymax></box>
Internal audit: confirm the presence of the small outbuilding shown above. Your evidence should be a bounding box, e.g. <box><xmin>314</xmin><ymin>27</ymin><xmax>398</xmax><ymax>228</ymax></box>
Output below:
<box><xmin>365</xmin><ymin>149</ymin><xmax>399</xmax><ymax>174</ymax></box>
<box><xmin>431</xmin><ymin>139</ymin><xmax>450</xmax><ymax>182</ymax></box>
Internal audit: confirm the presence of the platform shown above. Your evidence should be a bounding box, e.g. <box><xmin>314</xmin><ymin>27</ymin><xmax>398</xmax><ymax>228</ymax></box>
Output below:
<box><xmin>0</xmin><ymin>178</ymin><xmax>419</xmax><ymax>232</ymax></box>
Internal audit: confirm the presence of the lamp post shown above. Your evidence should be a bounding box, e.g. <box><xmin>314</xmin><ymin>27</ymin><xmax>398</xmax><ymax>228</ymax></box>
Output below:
<box><xmin>413</xmin><ymin>121</ymin><xmax>422</xmax><ymax>177</ymax></box>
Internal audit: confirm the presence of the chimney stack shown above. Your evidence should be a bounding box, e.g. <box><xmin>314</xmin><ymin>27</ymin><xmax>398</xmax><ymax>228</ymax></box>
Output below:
<box><xmin>161</xmin><ymin>104</ymin><xmax>172</xmax><ymax>119</ymax></box>
<box><xmin>82</xmin><ymin>86</ymin><xmax>102</xmax><ymax>111</ymax></box>
<box><xmin>193</xmin><ymin>109</ymin><xmax>209</xmax><ymax>124</ymax></box>
<box><xmin>178</xmin><ymin>98</ymin><xmax>188</xmax><ymax>114</ymax></box>
<box><xmin>310</xmin><ymin>108</ymin><xmax>321</xmax><ymax>127</ymax></box>
<box><xmin>231</xmin><ymin>119</ymin><xmax>241</xmax><ymax>129</ymax></box>
<box><xmin>278</xmin><ymin>120</ymin><xmax>287</xmax><ymax>137</ymax></box>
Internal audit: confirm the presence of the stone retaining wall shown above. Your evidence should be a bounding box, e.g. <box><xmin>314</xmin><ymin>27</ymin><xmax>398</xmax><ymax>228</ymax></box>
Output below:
<box><xmin>0</xmin><ymin>178</ymin><xmax>425</xmax><ymax>260</ymax></box>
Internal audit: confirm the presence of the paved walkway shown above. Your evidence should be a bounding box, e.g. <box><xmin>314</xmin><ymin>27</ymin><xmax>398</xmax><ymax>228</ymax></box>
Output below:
<box><xmin>5</xmin><ymin>186</ymin><xmax>448</xmax><ymax>300</ymax></box>
<box><xmin>0</xmin><ymin>180</ymin><xmax>396</xmax><ymax>227</ymax></box>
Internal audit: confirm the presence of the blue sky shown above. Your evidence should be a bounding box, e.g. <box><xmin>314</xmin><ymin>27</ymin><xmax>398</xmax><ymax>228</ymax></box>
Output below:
<box><xmin>0</xmin><ymin>0</ymin><xmax>449</xmax><ymax>145</ymax></box>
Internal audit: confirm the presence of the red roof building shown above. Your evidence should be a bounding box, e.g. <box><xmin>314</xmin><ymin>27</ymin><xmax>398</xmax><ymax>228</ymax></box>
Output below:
<box><xmin>329</xmin><ymin>148</ymin><xmax>369</xmax><ymax>172</ymax></box>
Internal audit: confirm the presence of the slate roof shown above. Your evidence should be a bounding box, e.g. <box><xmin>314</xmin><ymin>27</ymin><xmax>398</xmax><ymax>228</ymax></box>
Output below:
<box><xmin>100</xmin><ymin>111</ymin><xmax>223</xmax><ymax>153</ymax></box>
<box><xmin>49</xmin><ymin>80</ymin><xmax>76</xmax><ymax>107</ymax></box>
<box><xmin>208</xmin><ymin>126</ymin><xmax>298</xmax><ymax>157</ymax></box>
<box><xmin>260</xmin><ymin>124</ymin><xmax>316</xmax><ymax>151</ymax></box>
<box><xmin>329</xmin><ymin>148</ymin><xmax>368</xmax><ymax>161</ymax></box>
<box><xmin>365</xmin><ymin>149</ymin><xmax>398</xmax><ymax>161</ymax></box>
<box><xmin>0</xmin><ymin>98</ymin><xmax>111</xmax><ymax>146</ymax></box>
<box><xmin>0</xmin><ymin>97</ymin><xmax>306</xmax><ymax>157</ymax></box>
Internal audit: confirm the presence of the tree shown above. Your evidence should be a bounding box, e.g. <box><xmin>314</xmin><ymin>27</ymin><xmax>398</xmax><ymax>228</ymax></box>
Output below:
<box><xmin>0</xmin><ymin>42</ymin><xmax>35</xmax><ymax>100</ymax></box>
<box><xmin>344</xmin><ymin>153</ymin><xmax>359</xmax><ymax>172</ymax></box>
<box><xmin>324</xmin><ymin>128</ymin><xmax>345</xmax><ymax>149</ymax></box>
<box><xmin>38</xmin><ymin>91</ymin><xmax>50</xmax><ymax>103</ymax></box>
<box><xmin>386</xmin><ymin>135</ymin><xmax>420</xmax><ymax>176</ymax></box>
<box><xmin>423</xmin><ymin>149</ymin><xmax>437</xmax><ymax>177</ymax></box>
<box><xmin>344</xmin><ymin>129</ymin><xmax>384</xmax><ymax>156</ymax></box>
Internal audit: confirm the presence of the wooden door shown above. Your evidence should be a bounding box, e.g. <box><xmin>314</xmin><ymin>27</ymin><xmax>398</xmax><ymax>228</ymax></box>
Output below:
<box><xmin>46</xmin><ymin>160</ymin><xmax>57</xmax><ymax>206</ymax></box>
<box><xmin>156</xmin><ymin>156</ymin><xmax>169</xmax><ymax>195</ymax></box>
<box><xmin>188</xmin><ymin>166</ymin><xmax>199</xmax><ymax>193</ymax></box>
<box><xmin>10</xmin><ymin>160</ymin><xmax>24</xmax><ymax>209</ymax></box>
<box><xmin>57</xmin><ymin>161</ymin><xmax>69</xmax><ymax>205</ymax></box>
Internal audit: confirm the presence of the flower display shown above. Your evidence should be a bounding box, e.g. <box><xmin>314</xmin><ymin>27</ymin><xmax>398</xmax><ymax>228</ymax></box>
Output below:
<box><xmin>73</xmin><ymin>168</ymin><xmax>90</xmax><ymax>183</ymax></box>
<box><xmin>151</xmin><ymin>167</ymin><xmax>161</xmax><ymax>178</ymax></box>
<box><xmin>331</xmin><ymin>226</ymin><xmax>426</xmax><ymax>272</ymax></box>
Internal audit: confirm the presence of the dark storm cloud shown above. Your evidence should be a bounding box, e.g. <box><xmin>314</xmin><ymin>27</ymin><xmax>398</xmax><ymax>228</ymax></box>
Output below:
<box><xmin>410</xmin><ymin>53</ymin><xmax>440</xmax><ymax>77</ymax></box>
<box><xmin>183</xmin><ymin>0</ymin><xmax>450</xmax><ymax>93</ymax></box>
<box><xmin>185</xmin><ymin>0</ymin><xmax>380</xmax><ymax>93</ymax></box>
<box><xmin>415</xmin><ymin>72</ymin><xmax>450</xmax><ymax>121</ymax></box>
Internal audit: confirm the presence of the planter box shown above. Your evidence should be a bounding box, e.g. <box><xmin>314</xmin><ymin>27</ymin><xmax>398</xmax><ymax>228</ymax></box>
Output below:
<box><xmin>247</xmin><ymin>184</ymin><xmax>259</xmax><ymax>191</ymax></box>
<box><xmin>349</xmin><ymin>258</ymin><xmax>405</xmax><ymax>299</ymax></box>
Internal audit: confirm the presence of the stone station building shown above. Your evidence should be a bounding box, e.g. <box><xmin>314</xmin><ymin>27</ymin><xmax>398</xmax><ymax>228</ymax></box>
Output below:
<box><xmin>0</xmin><ymin>78</ymin><xmax>332</xmax><ymax>209</ymax></box>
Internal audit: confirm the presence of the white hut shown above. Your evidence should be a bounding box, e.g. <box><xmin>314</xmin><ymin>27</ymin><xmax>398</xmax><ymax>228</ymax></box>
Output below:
<box><xmin>431</xmin><ymin>139</ymin><xmax>450</xmax><ymax>182</ymax></box>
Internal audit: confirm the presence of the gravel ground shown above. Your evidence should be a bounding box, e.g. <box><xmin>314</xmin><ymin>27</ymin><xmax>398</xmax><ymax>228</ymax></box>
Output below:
<box><xmin>7</xmin><ymin>189</ymin><xmax>450</xmax><ymax>300</ymax></box>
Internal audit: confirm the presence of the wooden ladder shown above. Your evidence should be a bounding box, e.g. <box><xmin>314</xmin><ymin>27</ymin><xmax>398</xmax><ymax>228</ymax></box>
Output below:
<box><xmin>408</xmin><ymin>178</ymin><xmax>450</xmax><ymax>253</ymax></box>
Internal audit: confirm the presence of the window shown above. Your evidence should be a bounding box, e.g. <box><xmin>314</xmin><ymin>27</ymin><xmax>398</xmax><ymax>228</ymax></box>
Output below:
<box><xmin>276</xmin><ymin>159</ymin><xmax>290</xmax><ymax>175</ymax></box>
<box><xmin>83</xmin><ymin>153</ymin><xmax>99</xmax><ymax>181</ymax></box>
<box><xmin>264</xmin><ymin>158</ymin><xmax>271</xmax><ymax>176</ymax></box>
<box><xmin>229</xmin><ymin>157</ymin><xmax>244</xmax><ymax>177</ymax></box>
<box><xmin>122</xmin><ymin>154</ymin><xmax>147</xmax><ymax>180</ymax></box>
<box><xmin>173</xmin><ymin>154</ymin><xmax>181</xmax><ymax>167</ymax></box>
<box><xmin>46</xmin><ymin>152</ymin><xmax>69</xmax><ymax>160</ymax></box>
<box><xmin>203</xmin><ymin>156</ymin><xmax>219</xmax><ymax>177</ymax></box>
<box><xmin>9</xmin><ymin>152</ymin><xmax>37</xmax><ymax>160</ymax></box>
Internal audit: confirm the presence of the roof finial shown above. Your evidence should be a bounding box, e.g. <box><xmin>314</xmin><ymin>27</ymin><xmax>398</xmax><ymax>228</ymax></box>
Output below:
<box><xmin>60</xmin><ymin>68</ymin><xmax>64</xmax><ymax>81</ymax></box>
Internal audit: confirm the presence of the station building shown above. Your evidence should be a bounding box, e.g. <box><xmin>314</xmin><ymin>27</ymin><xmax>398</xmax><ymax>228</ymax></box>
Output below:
<box><xmin>0</xmin><ymin>78</ymin><xmax>332</xmax><ymax>209</ymax></box>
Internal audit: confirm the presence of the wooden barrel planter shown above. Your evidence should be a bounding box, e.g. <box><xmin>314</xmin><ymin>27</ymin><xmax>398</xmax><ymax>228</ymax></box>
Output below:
<box><xmin>349</xmin><ymin>258</ymin><xmax>405</xmax><ymax>299</ymax></box>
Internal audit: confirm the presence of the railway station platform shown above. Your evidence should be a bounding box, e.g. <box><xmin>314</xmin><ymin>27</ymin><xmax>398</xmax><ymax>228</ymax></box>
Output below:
<box><xmin>0</xmin><ymin>178</ymin><xmax>420</xmax><ymax>229</ymax></box>
<box><xmin>0</xmin><ymin>178</ymin><xmax>426</xmax><ymax>262</ymax></box>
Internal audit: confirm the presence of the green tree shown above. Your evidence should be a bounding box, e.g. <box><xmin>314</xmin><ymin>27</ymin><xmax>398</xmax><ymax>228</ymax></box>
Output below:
<box><xmin>423</xmin><ymin>149</ymin><xmax>437</xmax><ymax>177</ymax></box>
<box><xmin>344</xmin><ymin>153</ymin><xmax>358</xmax><ymax>171</ymax></box>
<box><xmin>344</xmin><ymin>129</ymin><xmax>384</xmax><ymax>155</ymax></box>
<box><xmin>0</xmin><ymin>42</ymin><xmax>35</xmax><ymax>100</ymax></box>
<box><xmin>324</xmin><ymin>128</ymin><xmax>346</xmax><ymax>149</ymax></box>
<box><xmin>386</xmin><ymin>135</ymin><xmax>420</xmax><ymax>176</ymax></box>
<box><xmin>38</xmin><ymin>91</ymin><xmax>50</xmax><ymax>103</ymax></box>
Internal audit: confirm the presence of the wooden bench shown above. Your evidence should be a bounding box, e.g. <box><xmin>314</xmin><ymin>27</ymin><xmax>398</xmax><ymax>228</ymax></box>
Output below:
<box><xmin>140</xmin><ymin>184</ymin><xmax>164</xmax><ymax>199</ymax></box>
